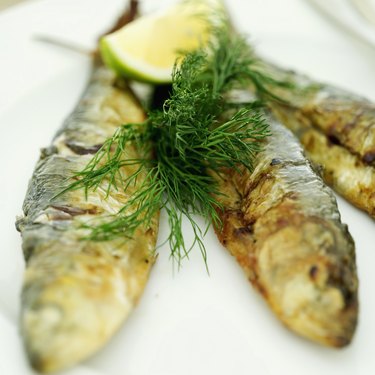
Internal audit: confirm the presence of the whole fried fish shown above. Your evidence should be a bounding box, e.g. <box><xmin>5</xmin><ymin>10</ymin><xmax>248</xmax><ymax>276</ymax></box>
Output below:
<box><xmin>262</xmin><ymin>63</ymin><xmax>375</xmax><ymax>217</ymax></box>
<box><xmin>214</xmin><ymin>115</ymin><xmax>358</xmax><ymax>347</ymax></box>
<box><xmin>16</xmin><ymin>62</ymin><xmax>158</xmax><ymax>373</ymax></box>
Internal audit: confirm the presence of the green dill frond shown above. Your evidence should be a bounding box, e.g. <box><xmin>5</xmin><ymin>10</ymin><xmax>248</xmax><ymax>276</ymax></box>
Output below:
<box><xmin>60</xmin><ymin>24</ymin><xmax>275</xmax><ymax>267</ymax></box>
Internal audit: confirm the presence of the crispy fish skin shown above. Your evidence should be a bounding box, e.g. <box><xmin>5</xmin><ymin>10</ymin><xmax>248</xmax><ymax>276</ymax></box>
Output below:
<box><xmin>271</xmin><ymin>102</ymin><xmax>375</xmax><ymax>217</ymax></box>
<box><xmin>293</xmin><ymin>87</ymin><xmax>375</xmax><ymax>165</ymax></box>
<box><xmin>214</xmin><ymin>116</ymin><xmax>358</xmax><ymax>347</ymax></box>
<box><xmin>16</xmin><ymin>64</ymin><xmax>158</xmax><ymax>373</ymax></box>
<box><xmin>264</xmin><ymin>64</ymin><xmax>375</xmax><ymax>165</ymax></box>
<box><xmin>261</xmin><ymin>63</ymin><xmax>375</xmax><ymax>216</ymax></box>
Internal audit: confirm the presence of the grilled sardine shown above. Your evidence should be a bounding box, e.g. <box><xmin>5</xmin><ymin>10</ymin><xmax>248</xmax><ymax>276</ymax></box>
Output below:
<box><xmin>263</xmin><ymin>63</ymin><xmax>375</xmax><ymax>217</ymax></box>
<box><xmin>16</xmin><ymin>62</ymin><xmax>158</xmax><ymax>373</ymax></box>
<box><xmin>214</xmin><ymin>115</ymin><xmax>358</xmax><ymax>347</ymax></box>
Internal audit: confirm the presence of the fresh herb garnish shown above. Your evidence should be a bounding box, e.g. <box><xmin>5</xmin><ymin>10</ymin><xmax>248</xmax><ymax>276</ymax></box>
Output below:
<box><xmin>61</xmin><ymin>26</ymin><xmax>278</xmax><ymax>266</ymax></box>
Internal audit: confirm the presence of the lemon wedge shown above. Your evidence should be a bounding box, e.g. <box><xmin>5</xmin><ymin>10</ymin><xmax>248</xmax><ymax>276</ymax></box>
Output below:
<box><xmin>100</xmin><ymin>0</ymin><xmax>223</xmax><ymax>84</ymax></box>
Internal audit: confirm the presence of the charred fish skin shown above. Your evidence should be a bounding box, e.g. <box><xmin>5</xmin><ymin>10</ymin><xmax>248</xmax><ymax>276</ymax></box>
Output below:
<box><xmin>261</xmin><ymin>63</ymin><xmax>375</xmax><ymax>217</ymax></box>
<box><xmin>263</xmin><ymin>64</ymin><xmax>375</xmax><ymax>165</ymax></box>
<box><xmin>294</xmin><ymin>85</ymin><xmax>375</xmax><ymax>165</ymax></box>
<box><xmin>214</xmin><ymin>116</ymin><xmax>358</xmax><ymax>347</ymax></box>
<box><xmin>16</xmin><ymin>63</ymin><xmax>158</xmax><ymax>374</ymax></box>
<box><xmin>270</xmin><ymin>102</ymin><xmax>375</xmax><ymax>217</ymax></box>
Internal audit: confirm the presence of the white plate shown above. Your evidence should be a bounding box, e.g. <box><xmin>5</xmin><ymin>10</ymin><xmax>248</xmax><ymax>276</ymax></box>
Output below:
<box><xmin>1</xmin><ymin>0</ymin><xmax>375</xmax><ymax>374</ymax></box>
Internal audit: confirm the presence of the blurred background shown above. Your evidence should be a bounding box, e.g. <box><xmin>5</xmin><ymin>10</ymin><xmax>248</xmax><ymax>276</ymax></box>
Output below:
<box><xmin>0</xmin><ymin>0</ymin><xmax>24</xmax><ymax>11</ymax></box>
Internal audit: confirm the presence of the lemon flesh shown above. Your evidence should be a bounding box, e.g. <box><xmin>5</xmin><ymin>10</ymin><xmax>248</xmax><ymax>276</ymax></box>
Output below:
<box><xmin>100</xmin><ymin>1</ymin><xmax>223</xmax><ymax>84</ymax></box>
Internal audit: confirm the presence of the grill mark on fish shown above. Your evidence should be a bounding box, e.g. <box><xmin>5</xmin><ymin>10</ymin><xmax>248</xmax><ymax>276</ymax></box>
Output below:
<box><xmin>259</xmin><ymin>62</ymin><xmax>375</xmax><ymax>217</ymax></box>
<box><xmin>300</xmin><ymin>98</ymin><xmax>375</xmax><ymax>164</ymax></box>
<box><xmin>46</xmin><ymin>205</ymin><xmax>101</xmax><ymax>221</ymax></box>
<box><xmin>261</xmin><ymin>63</ymin><xmax>375</xmax><ymax>162</ymax></box>
<box><xmin>213</xmin><ymin>115</ymin><xmax>358</xmax><ymax>347</ymax></box>
<box><xmin>309</xmin><ymin>265</ymin><xmax>319</xmax><ymax>280</ymax></box>
<box><xmin>271</xmin><ymin>102</ymin><xmax>375</xmax><ymax>217</ymax></box>
<box><xmin>363</xmin><ymin>150</ymin><xmax>375</xmax><ymax>164</ymax></box>
<box><xmin>65</xmin><ymin>141</ymin><xmax>103</xmax><ymax>155</ymax></box>
<box><xmin>49</xmin><ymin>204</ymin><xmax>99</xmax><ymax>216</ymax></box>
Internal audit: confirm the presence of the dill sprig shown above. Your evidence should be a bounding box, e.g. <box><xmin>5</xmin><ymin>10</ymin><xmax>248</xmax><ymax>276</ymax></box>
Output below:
<box><xmin>62</xmin><ymin>26</ymin><xmax>273</xmax><ymax>266</ymax></box>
